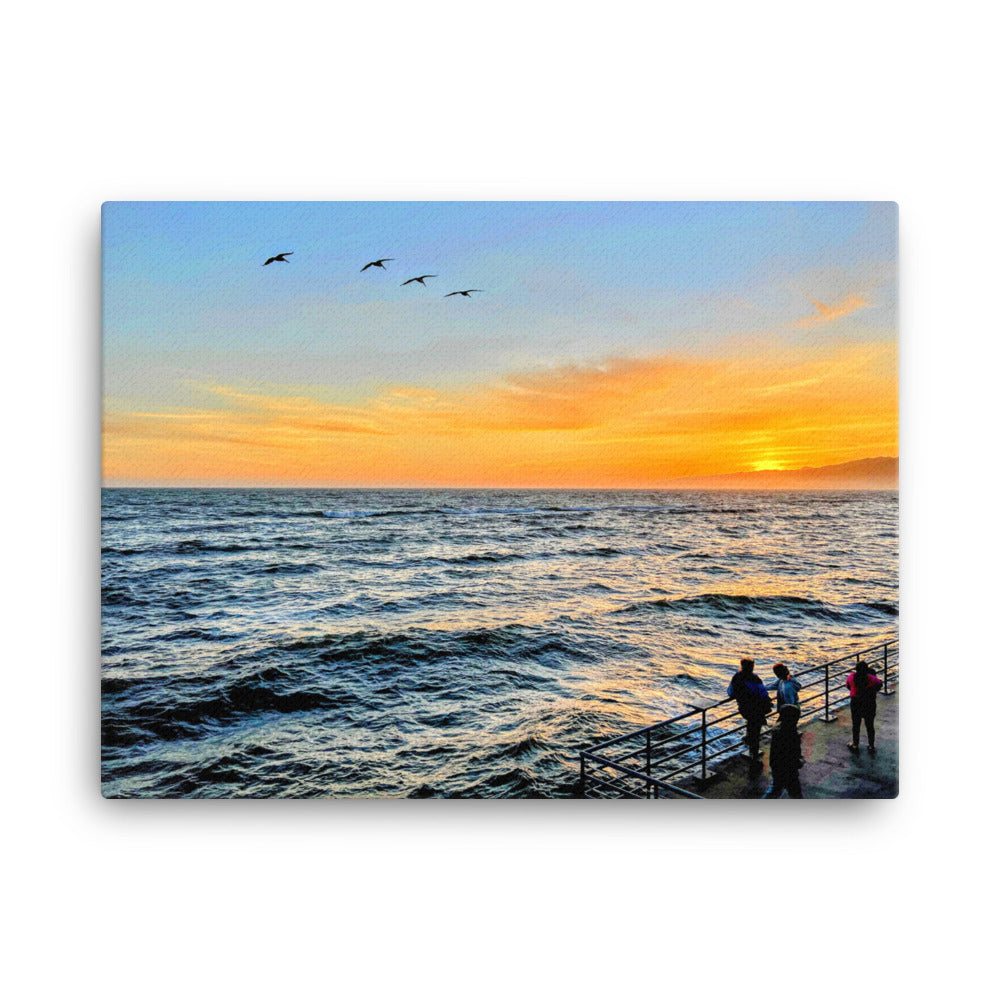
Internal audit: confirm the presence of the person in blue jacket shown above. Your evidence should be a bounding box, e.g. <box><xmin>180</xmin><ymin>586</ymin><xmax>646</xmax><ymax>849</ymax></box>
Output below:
<box><xmin>771</xmin><ymin>662</ymin><xmax>802</xmax><ymax>711</ymax></box>
<box><xmin>727</xmin><ymin>657</ymin><xmax>772</xmax><ymax>773</ymax></box>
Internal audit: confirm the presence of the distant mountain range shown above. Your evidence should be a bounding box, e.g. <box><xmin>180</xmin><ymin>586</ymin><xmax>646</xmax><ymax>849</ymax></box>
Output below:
<box><xmin>662</xmin><ymin>457</ymin><xmax>898</xmax><ymax>490</ymax></box>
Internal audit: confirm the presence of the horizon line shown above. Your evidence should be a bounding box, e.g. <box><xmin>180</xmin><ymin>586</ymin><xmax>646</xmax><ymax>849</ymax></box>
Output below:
<box><xmin>101</xmin><ymin>483</ymin><xmax>900</xmax><ymax>491</ymax></box>
<box><xmin>101</xmin><ymin>455</ymin><xmax>900</xmax><ymax>491</ymax></box>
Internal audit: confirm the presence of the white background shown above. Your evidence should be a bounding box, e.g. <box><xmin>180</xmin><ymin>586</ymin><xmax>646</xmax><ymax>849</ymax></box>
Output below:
<box><xmin>5</xmin><ymin>2</ymin><xmax>995</xmax><ymax>997</ymax></box>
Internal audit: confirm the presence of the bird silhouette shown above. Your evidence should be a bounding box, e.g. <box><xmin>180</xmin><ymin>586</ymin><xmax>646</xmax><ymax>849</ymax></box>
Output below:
<box><xmin>361</xmin><ymin>258</ymin><xmax>394</xmax><ymax>271</ymax></box>
<box><xmin>401</xmin><ymin>275</ymin><xmax>437</xmax><ymax>286</ymax></box>
<box><xmin>263</xmin><ymin>252</ymin><xmax>293</xmax><ymax>265</ymax></box>
<box><xmin>444</xmin><ymin>289</ymin><xmax>483</xmax><ymax>297</ymax></box>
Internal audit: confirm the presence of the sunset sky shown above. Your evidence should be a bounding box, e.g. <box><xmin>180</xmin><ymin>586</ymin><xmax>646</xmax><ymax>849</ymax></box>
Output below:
<box><xmin>102</xmin><ymin>202</ymin><xmax>897</xmax><ymax>487</ymax></box>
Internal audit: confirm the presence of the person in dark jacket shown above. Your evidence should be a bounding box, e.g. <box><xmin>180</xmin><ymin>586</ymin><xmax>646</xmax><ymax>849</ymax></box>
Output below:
<box><xmin>847</xmin><ymin>660</ymin><xmax>883</xmax><ymax>753</ymax></box>
<box><xmin>763</xmin><ymin>704</ymin><xmax>804</xmax><ymax>798</ymax></box>
<box><xmin>727</xmin><ymin>657</ymin><xmax>772</xmax><ymax>772</ymax></box>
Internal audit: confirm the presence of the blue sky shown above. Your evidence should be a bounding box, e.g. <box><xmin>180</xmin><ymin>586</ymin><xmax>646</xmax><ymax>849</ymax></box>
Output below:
<box><xmin>102</xmin><ymin>202</ymin><xmax>897</xmax><ymax>486</ymax></box>
<box><xmin>103</xmin><ymin>201</ymin><xmax>896</xmax><ymax>404</ymax></box>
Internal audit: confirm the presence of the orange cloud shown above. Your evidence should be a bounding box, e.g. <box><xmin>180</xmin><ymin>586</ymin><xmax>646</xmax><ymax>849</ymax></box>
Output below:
<box><xmin>796</xmin><ymin>295</ymin><xmax>868</xmax><ymax>328</ymax></box>
<box><xmin>103</xmin><ymin>340</ymin><xmax>898</xmax><ymax>487</ymax></box>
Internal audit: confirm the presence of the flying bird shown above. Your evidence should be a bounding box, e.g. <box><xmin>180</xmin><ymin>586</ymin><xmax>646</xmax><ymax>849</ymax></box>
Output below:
<box><xmin>401</xmin><ymin>275</ymin><xmax>437</xmax><ymax>286</ymax></box>
<box><xmin>361</xmin><ymin>258</ymin><xmax>394</xmax><ymax>271</ymax></box>
<box><xmin>263</xmin><ymin>252</ymin><xmax>293</xmax><ymax>265</ymax></box>
<box><xmin>444</xmin><ymin>289</ymin><xmax>483</xmax><ymax>297</ymax></box>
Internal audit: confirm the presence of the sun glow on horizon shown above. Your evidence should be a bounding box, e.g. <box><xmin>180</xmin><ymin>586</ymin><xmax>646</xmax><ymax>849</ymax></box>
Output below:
<box><xmin>102</xmin><ymin>203</ymin><xmax>897</xmax><ymax>488</ymax></box>
<box><xmin>103</xmin><ymin>338</ymin><xmax>898</xmax><ymax>488</ymax></box>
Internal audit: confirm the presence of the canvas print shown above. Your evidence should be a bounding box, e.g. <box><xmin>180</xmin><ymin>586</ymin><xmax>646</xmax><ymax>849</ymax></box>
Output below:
<box><xmin>101</xmin><ymin>201</ymin><xmax>898</xmax><ymax>798</ymax></box>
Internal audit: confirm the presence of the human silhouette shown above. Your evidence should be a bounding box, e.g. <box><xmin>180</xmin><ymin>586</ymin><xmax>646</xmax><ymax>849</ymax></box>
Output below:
<box><xmin>763</xmin><ymin>704</ymin><xmax>804</xmax><ymax>798</ymax></box>
<box><xmin>727</xmin><ymin>657</ymin><xmax>772</xmax><ymax>773</ymax></box>
<box><xmin>771</xmin><ymin>662</ymin><xmax>802</xmax><ymax>711</ymax></box>
<box><xmin>846</xmin><ymin>660</ymin><xmax>883</xmax><ymax>753</ymax></box>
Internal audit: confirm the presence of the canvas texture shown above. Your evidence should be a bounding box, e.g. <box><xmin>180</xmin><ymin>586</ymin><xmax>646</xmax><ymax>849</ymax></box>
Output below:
<box><xmin>101</xmin><ymin>201</ymin><xmax>899</xmax><ymax>798</ymax></box>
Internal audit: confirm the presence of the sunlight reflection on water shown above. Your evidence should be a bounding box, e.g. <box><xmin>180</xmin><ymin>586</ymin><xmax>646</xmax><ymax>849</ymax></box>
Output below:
<box><xmin>102</xmin><ymin>489</ymin><xmax>897</xmax><ymax>797</ymax></box>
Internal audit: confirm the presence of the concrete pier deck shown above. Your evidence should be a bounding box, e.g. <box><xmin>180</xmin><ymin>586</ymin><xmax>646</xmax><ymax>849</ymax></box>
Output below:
<box><xmin>687</xmin><ymin>690</ymin><xmax>899</xmax><ymax>799</ymax></box>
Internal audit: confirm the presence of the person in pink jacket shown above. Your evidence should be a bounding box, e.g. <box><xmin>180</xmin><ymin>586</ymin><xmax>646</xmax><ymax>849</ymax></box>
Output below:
<box><xmin>846</xmin><ymin>660</ymin><xmax>883</xmax><ymax>753</ymax></box>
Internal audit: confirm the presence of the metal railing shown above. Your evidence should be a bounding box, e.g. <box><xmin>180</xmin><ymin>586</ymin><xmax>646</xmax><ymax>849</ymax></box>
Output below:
<box><xmin>579</xmin><ymin>636</ymin><xmax>898</xmax><ymax>799</ymax></box>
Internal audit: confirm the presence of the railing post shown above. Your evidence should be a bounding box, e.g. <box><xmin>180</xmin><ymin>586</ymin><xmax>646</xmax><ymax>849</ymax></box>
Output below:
<box><xmin>645</xmin><ymin>731</ymin><xmax>652</xmax><ymax>799</ymax></box>
<box><xmin>883</xmin><ymin>642</ymin><xmax>890</xmax><ymax>695</ymax></box>
<box><xmin>701</xmin><ymin>708</ymin><xmax>708</xmax><ymax>782</ymax></box>
<box><xmin>824</xmin><ymin>662</ymin><xmax>831</xmax><ymax>722</ymax></box>
<box><xmin>580</xmin><ymin>754</ymin><xmax>586</xmax><ymax>797</ymax></box>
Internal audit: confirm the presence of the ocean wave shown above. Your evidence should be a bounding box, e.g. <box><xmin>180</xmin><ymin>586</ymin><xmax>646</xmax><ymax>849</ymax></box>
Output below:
<box><xmin>257</xmin><ymin>562</ymin><xmax>325</xmax><ymax>575</ymax></box>
<box><xmin>443</xmin><ymin>551</ymin><xmax>527</xmax><ymax>565</ymax></box>
<box><xmin>486</xmin><ymin>665</ymin><xmax>560</xmax><ymax>690</ymax></box>
<box><xmin>407</xmin><ymin>784</ymin><xmax>439</xmax><ymax>798</ymax></box>
<box><xmin>615</xmin><ymin>592</ymin><xmax>880</xmax><ymax>624</ymax></box>
<box><xmin>220</xmin><ymin>508</ymin><xmax>429</xmax><ymax>520</ymax></box>
<box><xmin>456</xmin><ymin>507</ymin><xmax>542</xmax><ymax>517</ymax></box>
<box><xmin>412</xmin><ymin>708</ymin><xmax>473</xmax><ymax>728</ymax></box>
<box><xmin>856</xmin><ymin>600</ymin><xmax>898</xmax><ymax>616</ymax></box>
<box><xmin>102</xmin><ymin>663</ymin><xmax>358</xmax><ymax>747</ymax></box>
<box><xmin>563</xmin><ymin>546</ymin><xmax>630</xmax><ymax>558</ymax></box>
<box><xmin>102</xmin><ymin>620</ymin><xmax>587</xmax><ymax>751</ymax></box>
<box><xmin>319</xmin><ymin>509</ymin><xmax>432</xmax><ymax>519</ymax></box>
<box><xmin>320</xmin><ymin>594</ymin><xmax>439</xmax><ymax>617</ymax></box>
<box><xmin>161</xmin><ymin>626</ymin><xmax>232</xmax><ymax>642</ymax></box>
<box><xmin>318</xmin><ymin>506</ymin><xmax>543</xmax><ymax>520</ymax></box>
<box><xmin>142</xmin><ymin>500</ymin><xmax>767</xmax><ymax>527</ymax></box>
<box><xmin>102</xmin><ymin>583</ymin><xmax>145</xmax><ymax>606</ymax></box>
<box><xmin>481</xmin><ymin>735</ymin><xmax>549</xmax><ymax>762</ymax></box>
<box><xmin>458</xmin><ymin>767</ymin><xmax>540</xmax><ymax>797</ymax></box>
<box><xmin>192</xmin><ymin>622</ymin><xmax>598</xmax><ymax>680</ymax></box>
<box><xmin>103</xmin><ymin>539</ymin><xmax>265</xmax><ymax>557</ymax></box>
<box><xmin>170</xmin><ymin>539</ymin><xmax>263</xmax><ymax>554</ymax></box>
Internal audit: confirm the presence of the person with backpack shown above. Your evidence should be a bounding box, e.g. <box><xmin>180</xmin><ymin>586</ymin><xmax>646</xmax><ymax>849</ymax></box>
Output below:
<box><xmin>727</xmin><ymin>657</ymin><xmax>773</xmax><ymax>773</ymax></box>
<box><xmin>847</xmin><ymin>659</ymin><xmax>883</xmax><ymax>753</ymax></box>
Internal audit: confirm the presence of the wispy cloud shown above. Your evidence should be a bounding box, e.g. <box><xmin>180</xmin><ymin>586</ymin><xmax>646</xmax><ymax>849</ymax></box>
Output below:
<box><xmin>795</xmin><ymin>295</ymin><xmax>869</xmax><ymax>328</ymax></box>
<box><xmin>103</xmin><ymin>340</ymin><xmax>898</xmax><ymax>486</ymax></box>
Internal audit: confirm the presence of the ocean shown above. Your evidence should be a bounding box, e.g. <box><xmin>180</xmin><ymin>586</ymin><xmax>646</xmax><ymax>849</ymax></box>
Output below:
<box><xmin>101</xmin><ymin>489</ymin><xmax>898</xmax><ymax>797</ymax></box>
